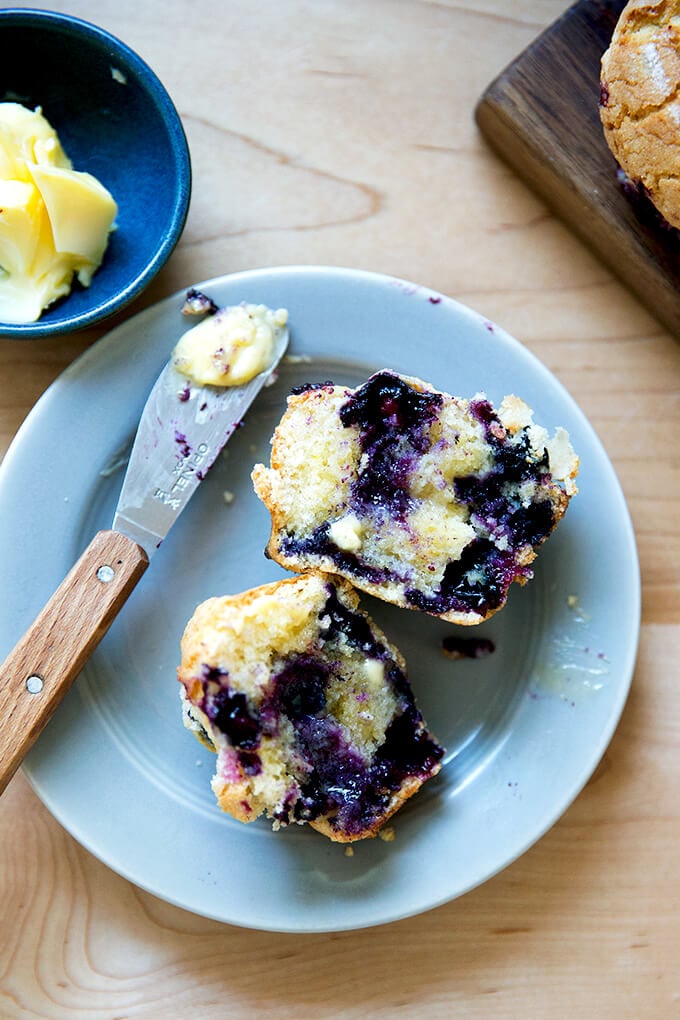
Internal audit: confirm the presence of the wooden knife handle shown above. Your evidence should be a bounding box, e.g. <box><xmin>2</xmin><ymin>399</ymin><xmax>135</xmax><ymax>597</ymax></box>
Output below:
<box><xmin>0</xmin><ymin>530</ymin><xmax>149</xmax><ymax>795</ymax></box>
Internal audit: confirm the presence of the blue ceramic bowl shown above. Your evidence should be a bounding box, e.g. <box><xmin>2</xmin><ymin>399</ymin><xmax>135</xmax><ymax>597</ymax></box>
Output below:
<box><xmin>0</xmin><ymin>9</ymin><xmax>191</xmax><ymax>338</ymax></box>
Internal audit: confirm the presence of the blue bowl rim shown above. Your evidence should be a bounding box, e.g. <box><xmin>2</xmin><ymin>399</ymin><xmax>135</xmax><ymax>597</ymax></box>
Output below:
<box><xmin>0</xmin><ymin>8</ymin><xmax>192</xmax><ymax>339</ymax></box>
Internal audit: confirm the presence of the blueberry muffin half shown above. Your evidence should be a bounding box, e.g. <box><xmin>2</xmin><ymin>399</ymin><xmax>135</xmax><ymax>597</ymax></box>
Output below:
<box><xmin>178</xmin><ymin>573</ymin><xmax>443</xmax><ymax>842</ymax></box>
<box><xmin>252</xmin><ymin>371</ymin><xmax>578</xmax><ymax>625</ymax></box>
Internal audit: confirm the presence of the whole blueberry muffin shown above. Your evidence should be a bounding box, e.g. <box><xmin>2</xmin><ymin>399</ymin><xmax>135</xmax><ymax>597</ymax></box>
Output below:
<box><xmin>252</xmin><ymin>371</ymin><xmax>578</xmax><ymax>625</ymax></box>
<box><xmin>178</xmin><ymin>573</ymin><xmax>443</xmax><ymax>842</ymax></box>
<box><xmin>600</xmin><ymin>0</ymin><xmax>680</xmax><ymax>228</ymax></box>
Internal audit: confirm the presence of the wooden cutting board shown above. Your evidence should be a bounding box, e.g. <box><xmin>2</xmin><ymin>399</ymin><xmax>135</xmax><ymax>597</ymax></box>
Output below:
<box><xmin>475</xmin><ymin>0</ymin><xmax>680</xmax><ymax>338</ymax></box>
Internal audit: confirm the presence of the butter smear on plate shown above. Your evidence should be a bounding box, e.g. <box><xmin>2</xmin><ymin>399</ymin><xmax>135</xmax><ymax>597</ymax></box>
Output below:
<box><xmin>173</xmin><ymin>302</ymin><xmax>289</xmax><ymax>386</ymax></box>
<box><xmin>0</xmin><ymin>102</ymin><xmax>117</xmax><ymax>323</ymax></box>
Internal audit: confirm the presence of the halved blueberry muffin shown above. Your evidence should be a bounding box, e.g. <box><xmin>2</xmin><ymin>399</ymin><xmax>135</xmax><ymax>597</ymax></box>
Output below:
<box><xmin>252</xmin><ymin>371</ymin><xmax>578</xmax><ymax>625</ymax></box>
<box><xmin>178</xmin><ymin>573</ymin><xmax>443</xmax><ymax>842</ymax></box>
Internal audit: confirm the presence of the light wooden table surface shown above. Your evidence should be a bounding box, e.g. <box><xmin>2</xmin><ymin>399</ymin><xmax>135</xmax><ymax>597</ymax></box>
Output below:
<box><xmin>1</xmin><ymin>2</ymin><xmax>678</xmax><ymax>1017</ymax></box>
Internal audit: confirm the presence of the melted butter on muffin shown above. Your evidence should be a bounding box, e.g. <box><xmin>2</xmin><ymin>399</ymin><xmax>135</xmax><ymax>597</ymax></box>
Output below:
<box><xmin>328</xmin><ymin>512</ymin><xmax>364</xmax><ymax>552</ymax></box>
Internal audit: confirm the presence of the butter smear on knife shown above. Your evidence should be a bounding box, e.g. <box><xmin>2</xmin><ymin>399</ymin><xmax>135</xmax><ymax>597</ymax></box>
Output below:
<box><xmin>173</xmin><ymin>303</ymin><xmax>289</xmax><ymax>386</ymax></box>
<box><xmin>0</xmin><ymin>103</ymin><xmax>117</xmax><ymax>323</ymax></box>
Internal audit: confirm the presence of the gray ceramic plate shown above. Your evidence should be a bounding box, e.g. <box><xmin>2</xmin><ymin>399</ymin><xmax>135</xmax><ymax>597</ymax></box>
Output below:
<box><xmin>0</xmin><ymin>266</ymin><xmax>640</xmax><ymax>932</ymax></box>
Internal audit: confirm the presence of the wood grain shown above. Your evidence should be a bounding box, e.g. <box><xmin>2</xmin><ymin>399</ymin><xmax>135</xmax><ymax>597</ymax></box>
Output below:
<box><xmin>0</xmin><ymin>531</ymin><xmax>148</xmax><ymax>794</ymax></box>
<box><xmin>0</xmin><ymin>1</ymin><xmax>678</xmax><ymax>1018</ymax></box>
<box><xmin>475</xmin><ymin>0</ymin><xmax>680</xmax><ymax>339</ymax></box>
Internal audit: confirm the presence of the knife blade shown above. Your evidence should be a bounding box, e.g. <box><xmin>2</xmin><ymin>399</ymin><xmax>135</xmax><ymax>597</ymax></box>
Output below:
<box><xmin>0</xmin><ymin>318</ymin><xmax>289</xmax><ymax>795</ymax></box>
<box><xmin>113</xmin><ymin>323</ymin><xmax>288</xmax><ymax>557</ymax></box>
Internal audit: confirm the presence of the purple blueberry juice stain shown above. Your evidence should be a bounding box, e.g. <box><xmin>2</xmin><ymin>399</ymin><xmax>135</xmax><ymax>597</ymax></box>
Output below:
<box><xmin>178</xmin><ymin>382</ymin><xmax>191</xmax><ymax>402</ymax></box>
<box><xmin>402</xmin><ymin>398</ymin><xmax>557</xmax><ymax>617</ymax></box>
<box><xmin>267</xmin><ymin>655</ymin><xmax>329</xmax><ymax>721</ymax></box>
<box><xmin>259</xmin><ymin>652</ymin><xmax>366</xmax><ymax>828</ymax></box>
<box><xmin>410</xmin><ymin>397</ymin><xmax>557</xmax><ymax>616</ymax></box>
<box><xmin>239</xmin><ymin>754</ymin><xmax>263</xmax><ymax>776</ymax></box>
<box><xmin>200</xmin><ymin>668</ymin><xmax>261</xmax><ymax>751</ymax></box>
<box><xmin>285</xmin><ymin>694</ymin><xmax>442</xmax><ymax>835</ymax></box>
<box><xmin>339</xmin><ymin>371</ymin><xmax>442</xmax><ymax>518</ymax></box>
<box><xmin>290</xmin><ymin>717</ymin><xmax>372</xmax><ymax>826</ymax></box>
<box><xmin>406</xmin><ymin>540</ymin><xmax>516</xmax><ymax>617</ymax></box>
<box><xmin>174</xmin><ymin>429</ymin><xmax>192</xmax><ymax>459</ymax></box>
<box><xmin>373</xmin><ymin>705</ymin><xmax>443</xmax><ymax>786</ymax></box>
<box><xmin>319</xmin><ymin>585</ymin><xmax>388</xmax><ymax>659</ymax></box>
<box><xmin>442</xmin><ymin>635</ymin><xmax>495</xmax><ymax>659</ymax></box>
<box><xmin>281</xmin><ymin>525</ymin><xmax>396</xmax><ymax>587</ymax></box>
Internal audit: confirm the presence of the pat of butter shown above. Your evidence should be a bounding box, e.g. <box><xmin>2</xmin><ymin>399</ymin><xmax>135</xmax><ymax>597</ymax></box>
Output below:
<box><xmin>0</xmin><ymin>103</ymin><xmax>117</xmax><ymax>323</ymax></box>
<box><xmin>28</xmin><ymin>162</ymin><xmax>117</xmax><ymax>276</ymax></box>
<box><xmin>173</xmin><ymin>303</ymin><xmax>288</xmax><ymax>387</ymax></box>
<box><xmin>328</xmin><ymin>513</ymin><xmax>363</xmax><ymax>553</ymax></box>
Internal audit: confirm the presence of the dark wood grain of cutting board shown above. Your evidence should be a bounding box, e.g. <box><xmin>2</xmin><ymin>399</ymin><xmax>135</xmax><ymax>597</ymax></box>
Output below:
<box><xmin>475</xmin><ymin>0</ymin><xmax>680</xmax><ymax>338</ymax></box>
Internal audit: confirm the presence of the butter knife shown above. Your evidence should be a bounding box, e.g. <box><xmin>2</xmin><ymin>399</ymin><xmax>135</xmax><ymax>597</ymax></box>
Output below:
<box><xmin>0</xmin><ymin>322</ymin><xmax>288</xmax><ymax>794</ymax></box>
